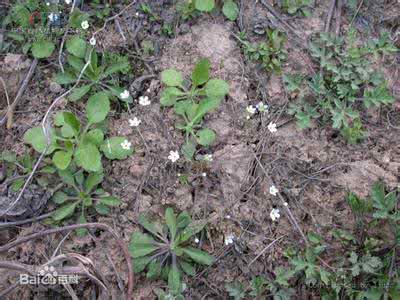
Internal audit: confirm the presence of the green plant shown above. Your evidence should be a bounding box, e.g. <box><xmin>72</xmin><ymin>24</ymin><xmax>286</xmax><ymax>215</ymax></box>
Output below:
<box><xmin>160</xmin><ymin>59</ymin><xmax>229</xmax><ymax>159</ymax></box>
<box><xmin>51</xmin><ymin>167</ymin><xmax>121</xmax><ymax>232</ymax></box>
<box><xmin>55</xmin><ymin>37</ymin><xmax>131</xmax><ymax>103</ymax></box>
<box><xmin>239</xmin><ymin>29</ymin><xmax>287</xmax><ymax>73</ymax></box>
<box><xmin>277</xmin><ymin>0</ymin><xmax>313</xmax><ymax>16</ymax></box>
<box><xmin>23</xmin><ymin>93</ymin><xmax>133</xmax><ymax>173</ymax></box>
<box><xmin>285</xmin><ymin>31</ymin><xmax>397</xmax><ymax>143</ymax></box>
<box><xmin>129</xmin><ymin>208</ymin><xmax>214</xmax><ymax>296</ymax></box>
<box><xmin>225</xmin><ymin>281</ymin><xmax>246</xmax><ymax>300</ymax></box>
<box><xmin>176</xmin><ymin>0</ymin><xmax>238</xmax><ymax>21</ymax></box>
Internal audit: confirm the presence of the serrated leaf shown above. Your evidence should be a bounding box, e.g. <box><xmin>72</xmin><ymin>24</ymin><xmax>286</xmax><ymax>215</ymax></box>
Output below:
<box><xmin>31</xmin><ymin>40</ymin><xmax>55</xmax><ymax>59</ymax></box>
<box><xmin>181</xmin><ymin>141</ymin><xmax>196</xmax><ymax>161</ymax></box>
<box><xmin>23</xmin><ymin>127</ymin><xmax>57</xmax><ymax>154</ymax></box>
<box><xmin>205</xmin><ymin>79</ymin><xmax>229</xmax><ymax>100</ymax></box>
<box><xmin>86</xmin><ymin>92</ymin><xmax>110</xmax><ymax>124</ymax></box>
<box><xmin>182</xmin><ymin>247</ymin><xmax>214</xmax><ymax>265</ymax></box>
<box><xmin>223</xmin><ymin>1</ymin><xmax>239</xmax><ymax>21</ymax></box>
<box><xmin>160</xmin><ymin>87</ymin><xmax>185</xmax><ymax>106</ymax></box>
<box><xmin>192</xmin><ymin>59</ymin><xmax>210</xmax><ymax>86</ymax></box>
<box><xmin>161</xmin><ymin>69</ymin><xmax>183</xmax><ymax>87</ymax></box>
<box><xmin>180</xmin><ymin>220</ymin><xmax>207</xmax><ymax>242</ymax></box>
<box><xmin>100</xmin><ymin>137</ymin><xmax>134</xmax><ymax>160</ymax></box>
<box><xmin>52</xmin><ymin>150</ymin><xmax>72</xmax><ymax>170</ymax></box>
<box><xmin>129</xmin><ymin>232</ymin><xmax>158</xmax><ymax>258</ymax></box>
<box><xmin>84</xmin><ymin>129</ymin><xmax>104</xmax><ymax>145</ymax></box>
<box><xmin>84</xmin><ymin>172</ymin><xmax>104</xmax><ymax>193</ymax></box>
<box><xmin>69</xmin><ymin>84</ymin><xmax>92</xmax><ymax>102</ymax></box>
<box><xmin>133</xmin><ymin>256</ymin><xmax>152</xmax><ymax>273</ymax></box>
<box><xmin>104</xmin><ymin>60</ymin><xmax>130</xmax><ymax>76</ymax></box>
<box><xmin>52</xmin><ymin>201</ymin><xmax>79</xmax><ymax>221</ymax></box>
<box><xmin>52</xmin><ymin>191</ymin><xmax>69</xmax><ymax>204</ymax></box>
<box><xmin>75</xmin><ymin>142</ymin><xmax>102</xmax><ymax>172</ymax></box>
<box><xmin>195</xmin><ymin>0</ymin><xmax>215</xmax><ymax>12</ymax></box>
<box><xmin>191</xmin><ymin>98</ymin><xmax>221</xmax><ymax>125</ymax></box>
<box><xmin>196</xmin><ymin>128</ymin><xmax>216</xmax><ymax>146</ymax></box>
<box><xmin>177</xmin><ymin>211</ymin><xmax>191</xmax><ymax>229</ymax></box>
<box><xmin>139</xmin><ymin>214</ymin><xmax>163</xmax><ymax>237</ymax></box>
<box><xmin>58</xmin><ymin>169</ymin><xmax>76</xmax><ymax>186</ymax></box>
<box><xmin>95</xmin><ymin>203</ymin><xmax>110</xmax><ymax>215</ymax></box>
<box><xmin>147</xmin><ymin>260</ymin><xmax>162</xmax><ymax>279</ymax></box>
<box><xmin>66</xmin><ymin>36</ymin><xmax>87</xmax><ymax>58</ymax></box>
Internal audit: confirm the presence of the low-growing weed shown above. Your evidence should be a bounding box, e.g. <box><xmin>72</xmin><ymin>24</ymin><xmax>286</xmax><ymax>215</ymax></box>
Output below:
<box><xmin>129</xmin><ymin>208</ymin><xmax>214</xmax><ymax>297</ymax></box>
<box><xmin>285</xmin><ymin>31</ymin><xmax>397</xmax><ymax>143</ymax></box>
<box><xmin>277</xmin><ymin>0</ymin><xmax>313</xmax><ymax>16</ymax></box>
<box><xmin>23</xmin><ymin>93</ymin><xmax>133</xmax><ymax>173</ymax></box>
<box><xmin>176</xmin><ymin>0</ymin><xmax>239</xmax><ymax>21</ymax></box>
<box><xmin>160</xmin><ymin>59</ymin><xmax>229</xmax><ymax>160</ymax></box>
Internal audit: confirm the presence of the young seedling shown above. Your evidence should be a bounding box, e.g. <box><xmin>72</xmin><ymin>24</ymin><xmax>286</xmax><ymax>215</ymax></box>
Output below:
<box><xmin>160</xmin><ymin>59</ymin><xmax>229</xmax><ymax>159</ymax></box>
<box><xmin>51</xmin><ymin>167</ymin><xmax>121</xmax><ymax>234</ymax></box>
<box><xmin>23</xmin><ymin>92</ymin><xmax>133</xmax><ymax>173</ymax></box>
<box><xmin>129</xmin><ymin>208</ymin><xmax>214</xmax><ymax>296</ymax></box>
<box><xmin>55</xmin><ymin>36</ymin><xmax>131</xmax><ymax>102</ymax></box>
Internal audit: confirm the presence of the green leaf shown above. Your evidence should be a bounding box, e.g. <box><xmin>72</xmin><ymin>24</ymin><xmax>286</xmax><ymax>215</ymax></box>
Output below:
<box><xmin>133</xmin><ymin>256</ymin><xmax>152</xmax><ymax>273</ymax></box>
<box><xmin>139</xmin><ymin>214</ymin><xmax>163</xmax><ymax>237</ymax></box>
<box><xmin>67</xmin><ymin>55</ymin><xmax>84</xmax><ymax>72</ymax></box>
<box><xmin>23</xmin><ymin>126</ymin><xmax>57</xmax><ymax>154</ymax></box>
<box><xmin>192</xmin><ymin>59</ymin><xmax>210</xmax><ymax>86</ymax></box>
<box><xmin>160</xmin><ymin>87</ymin><xmax>184</xmax><ymax>106</ymax></box>
<box><xmin>75</xmin><ymin>142</ymin><xmax>102</xmax><ymax>172</ymax></box>
<box><xmin>177</xmin><ymin>211</ymin><xmax>192</xmax><ymax>229</ymax></box>
<box><xmin>58</xmin><ymin>169</ymin><xmax>76</xmax><ymax>186</ymax></box>
<box><xmin>181</xmin><ymin>141</ymin><xmax>196</xmax><ymax>160</ymax></box>
<box><xmin>84</xmin><ymin>172</ymin><xmax>104</xmax><ymax>193</ymax></box>
<box><xmin>205</xmin><ymin>79</ymin><xmax>229</xmax><ymax>100</ymax></box>
<box><xmin>52</xmin><ymin>191</ymin><xmax>69</xmax><ymax>204</ymax></box>
<box><xmin>196</xmin><ymin>128</ymin><xmax>216</xmax><ymax>146</ymax></box>
<box><xmin>100</xmin><ymin>137</ymin><xmax>134</xmax><ymax>160</ymax></box>
<box><xmin>223</xmin><ymin>1</ymin><xmax>239</xmax><ymax>21</ymax></box>
<box><xmin>76</xmin><ymin>214</ymin><xmax>89</xmax><ymax>236</ymax></box>
<box><xmin>31</xmin><ymin>40</ymin><xmax>55</xmax><ymax>59</ymax></box>
<box><xmin>66</xmin><ymin>36</ymin><xmax>87</xmax><ymax>58</ymax></box>
<box><xmin>165</xmin><ymin>208</ymin><xmax>177</xmax><ymax>241</ymax></box>
<box><xmin>84</xmin><ymin>129</ymin><xmax>104</xmax><ymax>145</ymax></box>
<box><xmin>129</xmin><ymin>232</ymin><xmax>158</xmax><ymax>258</ymax></box>
<box><xmin>161</xmin><ymin>69</ymin><xmax>183</xmax><ymax>87</ymax></box>
<box><xmin>86</xmin><ymin>92</ymin><xmax>110</xmax><ymax>124</ymax></box>
<box><xmin>180</xmin><ymin>220</ymin><xmax>207</xmax><ymax>242</ymax></box>
<box><xmin>180</xmin><ymin>260</ymin><xmax>196</xmax><ymax>276</ymax></box>
<box><xmin>195</xmin><ymin>0</ymin><xmax>215</xmax><ymax>12</ymax></box>
<box><xmin>55</xmin><ymin>72</ymin><xmax>76</xmax><ymax>85</ymax></box>
<box><xmin>52</xmin><ymin>201</ymin><xmax>79</xmax><ymax>221</ymax></box>
<box><xmin>52</xmin><ymin>150</ymin><xmax>72</xmax><ymax>170</ymax></box>
<box><xmin>168</xmin><ymin>266</ymin><xmax>181</xmax><ymax>294</ymax></box>
<box><xmin>147</xmin><ymin>260</ymin><xmax>162</xmax><ymax>279</ymax></box>
<box><xmin>95</xmin><ymin>203</ymin><xmax>110</xmax><ymax>215</ymax></box>
<box><xmin>191</xmin><ymin>98</ymin><xmax>221</xmax><ymax>125</ymax></box>
<box><xmin>68</xmin><ymin>84</ymin><xmax>92</xmax><ymax>102</ymax></box>
<box><xmin>55</xmin><ymin>111</ymin><xmax>81</xmax><ymax>137</ymax></box>
<box><xmin>99</xmin><ymin>196</ymin><xmax>121</xmax><ymax>207</ymax></box>
<box><xmin>182</xmin><ymin>247</ymin><xmax>214</xmax><ymax>265</ymax></box>
<box><xmin>104</xmin><ymin>61</ymin><xmax>130</xmax><ymax>76</ymax></box>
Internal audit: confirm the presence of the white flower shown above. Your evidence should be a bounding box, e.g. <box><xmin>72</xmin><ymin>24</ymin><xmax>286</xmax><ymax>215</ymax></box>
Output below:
<box><xmin>121</xmin><ymin>140</ymin><xmax>131</xmax><ymax>150</ymax></box>
<box><xmin>129</xmin><ymin>117</ymin><xmax>141</xmax><ymax>127</ymax></box>
<box><xmin>146</xmin><ymin>88</ymin><xmax>151</xmax><ymax>93</ymax></box>
<box><xmin>203</xmin><ymin>154</ymin><xmax>213</xmax><ymax>162</ymax></box>
<box><xmin>246</xmin><ymin>105</ymin><xmax>256</xmax><ymax>115</ymax></box>
<box><xmin>270</xmin><ymin>208</ymin><xmax>280</xmax><ymax>222</ymax></box>
<box><xmin>89</xmin><ymin>37</ymin><xmax>96</xmax><ymax>46</ymax></box>
<box><xmin>224</xmin><ymin>234</ymin><xmax>235</xmax><ymax>245</ymax></box>
<box><xmin>120</xmin><ymin>90</ymin><xmax>130</xmax><ymax>100</ymax></box>
<box><xmin>268</xmin><ymin>122</ymin><xmax>277</xmax><ymax>133</ymax></box>
<box><xmin>283</xmin><ymin>202</ymin><xmax>288</xmax><ymax>207</ymax></box>
<box><xmin>46</xmin><ymin>2</ymin><xmax>50</xmax><ymax>6</ymax></box>
<box><xmin>139</xmin><ymin>95</ymin><xmax>151</xmax><ymax>106</ymax></box>
<box><xmin>246</xmin><ymin>115</ymin><xmax>251</xmax><ymax>120</ymax></box>
<box><xmin>202</xmin><ymin>172</ymin><xmax>207</xmax><ymax>177</ymax></box>
<box><xmin>168</xmin><ymin>150</ymin><xmax>180</xmax><ymax>163</ymax></box>
<box><xmin>135</xmin><ymin>12</ymin><xmax>140</xmax><ymax>17</ymax></box>
<box><xmin>269</xmin><ymin>185</ymin><xmax>279</xmax><ymax>196</ymax></box>
<box><xmin>48</xmin><ymin>13</ymin><xmax>55</xmax><ymax>22</ymax></box>
<box><xmin>194</xmin><ymin>238</ymin><xmax>199</xmax><ymax>244</ymax></box>
<box><xmin>65</xmin><ymin>0</ymin><xmax>71</xmax><ymax>4</ymax></box>
<box><xmin>226</xmin><ymin>215</ymin><xmax>231</xmax><ymax>219</ymax></box>
<box><xmin>256</xmin><ymin>101</ymin><xmax>268</xmax><ymax>113</ymax></box>
<box><xmin>81</xmin><ymin>20</ymin><xmax>89</xmax><ymax>30</ymax></box>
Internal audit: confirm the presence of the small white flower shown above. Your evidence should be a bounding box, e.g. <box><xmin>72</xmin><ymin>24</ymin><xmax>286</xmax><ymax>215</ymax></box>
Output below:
<box><xmin>65</xmin><ymin>0</ymin><xmax>71</xmax><ymax>4</ymax></box>
<box><xmin>138</xmin><ymin>95</ymin><xmax>151</xmax><ymax>106</ymax></box>
<box><xmin>270</xmin><ymin>208</ymin><xmax>280</xmax><ymax>222</ymax></box>
<box><xmin>226</xmin><ymin>215</ymin><xmax>231</xmax><ymax>219</ymax></box>
<box><xmin>46</xmin><ymin>2</ymin><xmax>50</xmax><ymax>6</ymax></box>
<box><xmin>168</xmin><ymin>150</ymin><xmax>180</xmax><ymax>163</ymax></box>
<box><xmin>146</xmin><ymin>88</ymin><xmax>151</xmax><ymax>93</ymax></box>
<box><xmin>283</xmin><ymin>202</ymin><xmax>288</xmax><ymax>207</ymax></box>
<box><xmin>48</xmin><ymin>13</ymin><xmax>55</xmax><ymax>22</ymax></box>
<box><xmin>194</xmin><ymin>238</ymin><xmax>199</xmax><ymax>243</ymax></box>
<box><xmin>246</xmin><ymin>105</ymin><xmax>256</xmax><ymax>115</ymax></box>
<box><xmin>135</xmin><ymin>12</ymin><xmax>140</xmax><ymax>17</ymax></box>
<box><xmin>129</xmin><ymin>117</ymin><xmax>141</xmax><ymax>127</ymax></box>
<box><xmin>89</xmin><ymin>37</ymin><xmax>96</xmax><ymax>46</ymax></box>
<box><xmin>202</xmin><ymin>172</ymin><xmax>207</xmax><ymax>177</ymax></box>
<box><xmin>268</xmin><ymin>122</ymin><xmax>277</xmax><ymax>133</ymax></box>
<box><xmin>203</xmin><ymin>154</ymin><xmax>213</xmax><ymax>162</ymax></box>
<box><xmin>81</xmin><ymin>20</ymin><xmax>89</xmax><ymax>30</ymax></box>
<box><xmin>177</xmin><ymin>173</ymin><xmax>181</xmax><ymax>177</ymax></box>
<box><xmin>256</xmin><ymin>101</ymin><xmax>268</xmax><ymax>113</ymax></box>
<box><xmin>246</xmin><ymin>115</ymin><xmax>251</xmax><ymax>120</ymax></box>
<box><xmin>121</xmin><ymin>140</ymin><xmax>131</xmax><ymax>150</ymax></box>
<box><xmin>120</xmin><ymin>90</ymin><xmax>130</xmax><ymax>100</ymax></box>
<box><xmin>269</xmin><ymin>185</ymin><xmax>279</xmax><ymax>196</ymax></box>
<box><xmin>224</xmin><ymin>234</ymin><xmax>235</xmax><ymax>245</ymax></box>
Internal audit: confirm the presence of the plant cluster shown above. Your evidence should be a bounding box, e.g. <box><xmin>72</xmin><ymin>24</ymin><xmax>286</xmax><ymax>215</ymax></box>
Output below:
<box><xmin>160</xmin><ymin>59</ymin><xmax>229</xmax><ymax>160</ymax></box>
<box><xmin>239</xmin><ymin>29</ymin><xmax>287</xmax><ymax>73</ymax></box>
<box><xmin>277</xmin><ymin>0</ymin><xmax>313</xmax><ymax>16</ymax></box>
<box><xmin>129</xmin><ymin>208</ymin><xmax>214</xmax><ymax>299</ymax></box>
<box><xmin>225</xmin><ymin>182</ymin><xmax>399</xmax><ymax>299</ymax></box>
<box><xmin>285</xmin><ymin>31</ymin><xmax>397</xmax><ymax>143</ymax></box>
<box><xmin>176</xmin><ymin>0</ymin><xmax>239</xmax><ymax>21</ymax></box>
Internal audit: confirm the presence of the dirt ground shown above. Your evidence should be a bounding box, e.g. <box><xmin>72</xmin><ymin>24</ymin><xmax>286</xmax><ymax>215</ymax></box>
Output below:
<box><xmin>0</xmin><ymin>0</ymin><xmax>399</xmax><ymax>299</ymax></box>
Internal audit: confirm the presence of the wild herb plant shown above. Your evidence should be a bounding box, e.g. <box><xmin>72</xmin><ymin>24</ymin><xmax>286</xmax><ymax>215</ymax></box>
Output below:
<box><xmin>160</xmin><ymin>59</ymin><xmax>229</xmax><ymax>159</ymax></box>
<box><xmin>23</xmin><ymin>93</ymin><xmax>133</xmax><ymax>173</ymax></box>
<box><xmin>55</xmin><ymin>37</ymin><xmax>131</xmax><ymax>102</ymax></box>
<box><xmin>239</xmin><ymin>29</ymin><xmax>287</xmax><ymax>73</ymax></box>
<box><xmin>51</xmin><ymin>167</ymin><xmax>121</xmax><ymax>233</ymax></box>
<box><xmin>176</xmin><ymin>0</ymin><xmax>239</xmax><ymax>21</ymax></box>
<box><xmin>129</xmin><ymin>208</ymin><xmax>214</xmax><ymax>297</ymax></box>
<box><xmin>278</xmin><ymin>0</ymin><xmax>313</xmax><ymax>16</ymax></box>
<box><xmin>285</xmin><ymin>31</ymin><xmax>397</xmax><ymax>143</ymax></box>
